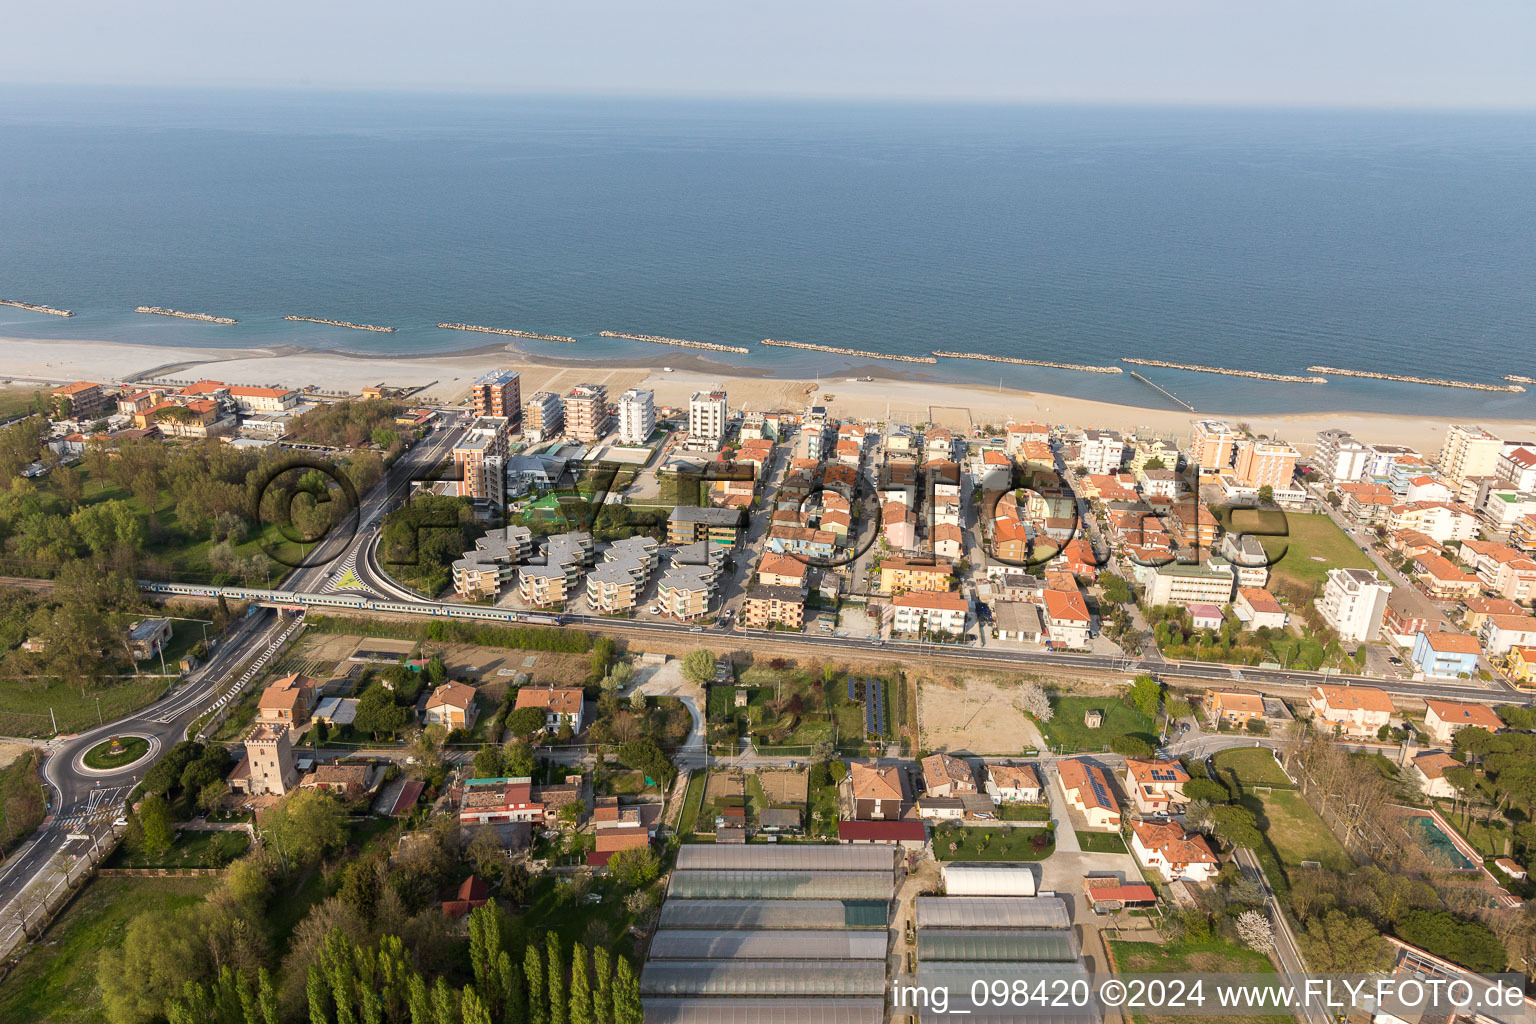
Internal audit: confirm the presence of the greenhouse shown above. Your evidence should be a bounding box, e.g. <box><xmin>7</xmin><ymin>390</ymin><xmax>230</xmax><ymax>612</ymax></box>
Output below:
<box><xmin>939</xmin><ymin>862</ymin><xmax>1038</xmax><ymax>896</ymax></box>
<box><xmin>666</xmin><ymin>870</ymin><xmax>897</xmax><ymax>901</ymax></box>
<box><xmin>914</xmin><ymin>896</ymin><xmax>1071</xmax><ymax>931</ymax></box>
<box><xmin>674</xmin><ymin>845</ymin><xmax>897</xmax><ymax>872</ymax></box>
<box><xmin>648</xmin><ymin>929</ymin><xmax>889</xmax><ymax>962</ymax></box>
<box><xmin>642</xmin><ymin>998</ymin><xmax>886</xmax><ymax>1024</ymax></box>
<box><xmin>658</xmin><ymin>899</ymin><xmax>890</xmax><ymax>931</ymax></box>
<box><xmin>910</xmin><ymin>962</ymin><xmax>1099</xmax><ymax>1024</ymax></box>
<box><xmin>916</xmin><ymin>927</ymin><xmax>1078</xmax><ymax>963</ymax></box>
<box><xmin>639</xmin><ymin>960</ymin><xmax>887</xmax><ymax>997</ymax></box>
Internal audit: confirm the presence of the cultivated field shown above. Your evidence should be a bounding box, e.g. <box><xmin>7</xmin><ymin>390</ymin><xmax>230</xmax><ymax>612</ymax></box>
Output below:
<box><xmin>919</xmin><ymin>675</ymin><xmax>1046</xmax><ymax>755</ymax></box>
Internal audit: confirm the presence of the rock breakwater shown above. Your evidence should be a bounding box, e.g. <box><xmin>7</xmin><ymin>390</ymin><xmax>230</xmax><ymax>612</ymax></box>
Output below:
<box><xmin>1</xmin><ymin>299</ymin><xmax>72</xmax><ymax>317</ymax></box>
<box><xmin>438</xmin><ymin>323</ymin><xmax>577</xmax><ymax>343</ymax></box>
<box><xmin>934</xmin><ymin>351</ymin><xmax>1120</xmax><ymax>374</ymax></box>
<box><xmin>600</xmin><ymin>331</ymin><xmax>749</xmax><ymax>355</ymax></box>
<box><xmin>136</xmin><ymin>306</ymin><xmax>237</xmax><ymax>324</ymax></box>
<box><xmin>1308</xmin><ymin>366</ymin><xmax>1524</xmax><ymax>393</ymax></box>
<box><xmin>762</xmin><ymin>338</ymin><xmax>936</xmax><ymax>364</ymax></box>
<box><xmin>1123</xmin><ymin>358</ymin><xmax>1326</xmax><ymax>384</ymax></box>
<box><xmin>285</xmin><ymin>315</ymin><xmax>395</xmax><ymax>333</ymax></box>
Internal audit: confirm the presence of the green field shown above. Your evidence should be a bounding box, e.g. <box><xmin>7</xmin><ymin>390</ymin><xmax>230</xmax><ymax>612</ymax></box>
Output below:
<box><xmin>1253</xmin><ymin>789</ymin><xmax>1351</xmax><ymax>873</ymax></box>
<box><xmin>1075</xmin><ymin>830</ymin><xmax>1128</xmax><ymax>853</ymax></box>
<box><xmin>0</xmin><ymin>676</ymin><xmax>169</xmax><ymax>738</ymax></box>
<box><xmin>0</xmin><ymin>875</ymin><xmax>214</xmax><ymax>1024</ymax></box>
<box><xmin>677</xmin><ymin>771</ymin><xmax>708</xmax><ymax>836</ymax></box>
<box><xmin>1108</xmin><ymin>938</ymin><xmax>1285</xmax><ymax>1024</ymax></box>
<box><xmin>998</xmin><ymin>803</ymin><xmax>1052</xmax><ymax>821</ymax></box>
<box><xmin>933</xmin><ymin>825</ymin><xmax>1055</xmax><ymax>861</ymax></box>
<box><xmin>1212</xmin><ymin>748</ymin><xmax>1293</xmax><ymax>788</ymax></box>
<box><xmin>1233</xmin><ymin>511</ymin><xmax>1373</xmax><ymax>592</ymax></box>
<box><xmin>1038</xmin><ymin>696</ymin><xmax>1156</xmax><ymax>754</ymax></box>
<box><xmin>106</xmin><ymin>829</ymin><xmax>250</xmax><ymax>869</ymax></box>
<box><xmin>0</xmin><ymin>387</ymin><xmax>45</xmax><ymax>420</ymax></box>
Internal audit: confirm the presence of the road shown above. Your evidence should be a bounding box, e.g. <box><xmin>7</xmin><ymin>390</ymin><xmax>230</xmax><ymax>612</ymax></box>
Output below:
<box><xmin>0</xmin><ymin>419</ymin><xmax>467</xmax><ymax>955</ymax></box>
<box><xmin>1236</xmin><ymin>846</ymin><xmax>1329</xmax><ymax>1024</ymax></box>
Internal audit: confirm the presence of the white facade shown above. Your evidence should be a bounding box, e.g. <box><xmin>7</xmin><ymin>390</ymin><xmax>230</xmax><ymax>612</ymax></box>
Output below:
<box><xmin>1077</xmin><ymin>429</ymin><xmax>1126</xmax><ymax>475</ymax></box>
<box><xmin>1315</xmin><ymin>430</ymin><xmax>1370</xmax><ymax>484</ymax></box>
<box><xmin>617</xmin><ymin>388</ymin><xmax>656</xmax><ymax>445</ymax></box>
<box><xmin>689</xmin><ymin>390</ymin><xmax>728</xmax><ymax>445</ymax></box>
<box><xmin>1316</xmin><ymin>567</ymin><xmax>1391</xmax><ymax>643</ymax></box>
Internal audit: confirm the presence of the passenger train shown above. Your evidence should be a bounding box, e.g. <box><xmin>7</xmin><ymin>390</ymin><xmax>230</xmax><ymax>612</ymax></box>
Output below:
<box><xmin>140</xmin><ymin>581</ymin><xmax>564</xmax><ymax>626</ymax></box>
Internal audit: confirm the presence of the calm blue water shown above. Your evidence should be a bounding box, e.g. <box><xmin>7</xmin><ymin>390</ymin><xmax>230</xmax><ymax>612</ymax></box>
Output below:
<box><xmin>1</xmin><ymin>87</ymin><xmax>1534</xmax><ymax>418</ymax></box>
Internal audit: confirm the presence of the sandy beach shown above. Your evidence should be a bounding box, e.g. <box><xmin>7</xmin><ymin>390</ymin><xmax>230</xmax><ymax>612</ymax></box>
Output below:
<box><xmin>5</xmin><ymin>335</ymin><xmax>1534</xmax><ymax>456</ymax></box>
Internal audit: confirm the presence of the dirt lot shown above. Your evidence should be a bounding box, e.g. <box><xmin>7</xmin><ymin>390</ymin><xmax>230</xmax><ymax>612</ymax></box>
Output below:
<box><xmin>705</xmin><ymin>768</ymin><xmax>748</xmax><ymax>803</ymax></box>
<box><xmin>758</xmin><ymin>768</ymin><xmax>809</xmax><ymax>804</ymax></box>
<box><xmin>0</xmin><ymin>741</ymin><xmax>38</xmax><ymax>771</ymax></box>
<box><xmin>918</xmin><ymin>670</ymin><xmax>1127</xmax><ymax>755</ymax></box>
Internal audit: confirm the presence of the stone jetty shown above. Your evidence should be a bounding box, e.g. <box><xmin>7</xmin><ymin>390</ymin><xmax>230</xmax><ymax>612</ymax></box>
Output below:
<box><xmin>1505</xmin><ymin>375</ymin><xmax>1534</xmax><ymax>385</ymax></box>
<box><xmin>600</xmin><ymin>331</ymin><xmax>749</xmax><ymax>355</ymax></box>
<box><xmin>1123</xmin><ymin>358</ymin><xmax>1326</xmax><ymax>384</ymax></box>
<box><xmin>1308</xmin><ymin>366</ymin><xmax>1524</xmax><ymax>393</ymax></box>
<box><xmin>0</xmin><ymin>299</ymin><xmax>72</xmax><ymax>317</ymax></box>
<box><xmin>285</xmin><ymin>315</ymin><xmax>395</xmax><ymax>333</ymax></box>
<box><xmin>762</xmin><ymin>338</ymin><xmax>937</xmax><ymax>364</ymax></box>
<box><xmin>136</xmin><ymin>306</ymin><xmax>237</xmax><ymax>324</ymax></box>
<box><xmin>934</xmin><ymin>350</ymin><xmax>1121</xmax><ymax>374</ymax></box>
<box><xmin>438</xmin><ymin>323</ymin><xmax>577</xmax><ymax>343</ymax></box>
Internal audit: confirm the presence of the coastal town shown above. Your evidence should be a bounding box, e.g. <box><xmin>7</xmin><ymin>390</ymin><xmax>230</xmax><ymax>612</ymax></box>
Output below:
<box><xmin>2</xmin><ymin>360</ymin><xmax>1536</xmax><ymax>1023</ymax></box>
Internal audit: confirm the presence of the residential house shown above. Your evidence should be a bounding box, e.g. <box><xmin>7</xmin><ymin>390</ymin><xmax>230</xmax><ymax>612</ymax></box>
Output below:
<box><xmin>1382</xmin><ymin>587</ymin><xmax>1445</xmax><ymax>645</ymax></box>
<box><xmin>459</xmin><ymin>777</ymin><xmax>543</xmax><ymax>825</ymax></box>
<box><xmin>740</xmin><ymin>585</ymin><xmax>806</xmax><ymax>631</ymax></box>
<box><xmin>1234</xmin><ymin>588</ymin><xmax>1288</xmax><ymax>631</ymax></box>
<box><xmin>931</xmin><ymin>523</ymin><xmax>964</xmax><ymax>561</ymax></box>
<box><xmin>757</xmin><ymin>553</ymin><xmax>809</xmax><ymax>589</ymax></box>
<box><xmin>1123</xmin><ymin>758</ymin><xmax>1191</xmax><ymax>816</ymax></box>
<box><xmin>300</xmin><ymin>764</ymin><xmax>372</xmax><ymax>801</ymax></box>
<box><xmin>1057</xmin><ymin>758</ymin><xmax>1121</xmax><ymax>830</ymax></box>
<box><xmin>1203</xmin><ymin>688</ymin><xmax>1265</xmax><ymax>729</ymax></box>
<box><xmin>1130</xmin><ymin>819</ymin><xmax>1219</xmax><ymax>883</ymax></box>
<box><xmin>840</xmin><ymin>762</ymin><xmax>909</xmax><ymax>821</ymax></box>
<box><xmin>425</xmin><ymin>682</ymin><xmax>479</xmax><ymax>731</ymax></box>
<box><xmin>1411</xmin><ymin>751</ymin><xmax>1462</xmax><ymax>800</ymax></box>
<box><xmin>1142</xmin><ymin>561</ymin><xmax>1235</xmax><ymax>607</ymax></box>
<box><xmin>668</xmin><ymin>505</ymin><xmax>743</xmax><ymax>547</ymax></box>
<box><xmin>1041</xmin><ymin>588</ymin><xmax>1092</xmax><ymax>648</ymax></box>
<box><xmin>984</xmin><ymin>763</ymin><xmax>1043</xmax><ymax>803</ymax></box>
<box><xmin>1422</xmin><ymin>698</ymin><xmax>1504</xmax><ymax>745</ymax></box>
<box><xmin>1413</xmin><ymin>553</ymin><xmax>1481</xmax><ymax>601</ymax></box>
<box><xmin>513</xmin><ymin>686</ymin><xmax>585</xmax><ymax>733</ymax></box>
<box><xmin>1503</xmin><ymin>647</ymin><xmax>1536</xmax><ymax>688</ymax></box>
<box><xmin>890</xmin><ymin>590</ymin><xmax>969</xmax><ymax>637</ymax></box>
<box><xmin>1481</xmin><ymin>614</ymin><xmax>1536</xmax><ymax>656</ymax></box>
<box><xmin>1188</xmin><ymin>603</ymin><xmax>1223</xmax><ymax>631</ymax></box>
<box><xmin>878</xmin><ymin>559</ymin><xmax>954</xmax><ymax>595</ymax></box>
<box><xmin>921</xmin><ymin>754</ymin><xmax>978</xmax><ymax>798</ymax></box>
<box><xmin>1411</xmin><ymin>631</ymin><xmax>1482</xmax><ymax>679</ymax></box>
<box><xmin>257</xmin><ymin>673</ymin><xmax>317</xmax><ymax>729</ymax></box>
<box><xmin>1317</xmin><ymin>567</ymin><xmax>1392</xmax><ymax>643</ymax></box>
<box><xmin>992</xmin><ymin>601</ymin><xmax>1045</xmax><ymax>643</ymax></box>
<box><xmin>1308</xmin><ymin>685</ymin><xmax>1393</xmax><ymax>737</ymax></box>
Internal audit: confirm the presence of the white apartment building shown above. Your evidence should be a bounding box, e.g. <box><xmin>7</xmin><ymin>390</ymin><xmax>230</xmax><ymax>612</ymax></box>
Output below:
<box><xmin>521</xmin><ymin>391</ymin><xmax>564</xmax><ymax>442</ymax></box>
<box><xmin>1076</xmin><ymin>429</ymin><xmax>1126</xmax><ymax>475</ymax></box>
<box><xmin>1495</xmin><ymin>447</ymin><xmax>1536</xmax><ymax>493</ymax></box>
<box><xmin>1317</xmin><ymin>567</ymin><xmax>1391</xmax><ymax>643</ymax></box>
<box><xmin>1441</xmin><ymin>425</ymin><xmax>1503</xmax><ymax>486</ymax></box>
<box><xmin>1142</xmin><ymin>561</ymin><xmax>1235</xmax><ymax>607</ymax></box>
<box><xmin>890</xmin><ymin>590</ymin><xmax>970</xmax><ymax>637</ymax></box>
<box><xmin>1363</xmin><ymin>444</ymin><xmax>1421</xmax><ymax>480</ymax></box>
<box><xmin>617</xmin><ymin>388</ymin><xmax>656</xmax><ymax>445</ymax></box>
<box><xmin>1315</xmin><ymin>429</ymin><xmax>1371</xmax><ymax>484</ymax></box>
<box><xmin>688</xmin><ymin>390</ymin><xmax>728</xmax><ymax>446</ymax></box>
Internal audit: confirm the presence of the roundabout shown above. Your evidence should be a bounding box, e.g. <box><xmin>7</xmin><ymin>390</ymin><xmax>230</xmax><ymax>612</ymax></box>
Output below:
<box><xmin>78</xmin><ymin>734</ymin><xmax>156</xmax><ymax>775</ymax></box>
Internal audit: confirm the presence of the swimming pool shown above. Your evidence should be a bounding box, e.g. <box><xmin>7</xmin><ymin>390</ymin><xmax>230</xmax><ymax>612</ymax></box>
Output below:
<box><xmin>1405</xmin><ymin>815</ymin><xmax>1476</xmax><ymax>870</ymax></box>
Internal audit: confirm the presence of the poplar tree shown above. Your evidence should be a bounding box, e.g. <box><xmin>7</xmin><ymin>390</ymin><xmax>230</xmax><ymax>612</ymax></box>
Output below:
<box><xmin>591</xmin><ymin>948</ymin><xmax>613</xmax><ymax>1024</ymax></box>
<box><xmin>546</xmin><ymin>933</ymin><xmax>567</xmax><ymax>1024</ymax></box>
<box><xmin>307</xmin><ymin>965</ymin><xmax>331</xmax><ymax>1024</ymax></box>
<box><xmin>407</xmin><ymin>975</ymin><xmax>432</xmax><ymax>1024</ymax></box>
<box><xmin>612</xmin><ymin>958</ymin><xmax>643</xmax><ymax>1024</ymax></box>
<box><xmin>568</xmin><ymin>943</ymin><xmax>593</xmax><ymax>1024</ymax></box>
<box><xmin>524</xmin><ymin>944</ymin><xmax>548</xmax><ymax>1024</ymax></box>
<box><xmin>461</xmin><ymin>986</ymin><xmax>494</xmax><ymax>1024</ymax></box>
<box><xmin>257</xmin><ymin>968</ymin><xmax>281</xmax><ymax>1024</ymax></box>
<box><xmin>431</xmin><ymin>977</ymin><xmax>459</xmax><ymax>1024</ymax></box>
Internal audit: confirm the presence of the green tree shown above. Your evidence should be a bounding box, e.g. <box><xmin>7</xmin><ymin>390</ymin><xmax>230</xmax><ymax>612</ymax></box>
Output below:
<box><xmin>611</xmin><ymin>957</ymin><xmax>642</xmax><ymax>1024</ymax></box>
<box><xmin>591</xmin><ymin>948</ymin><xmax>613</xmax><ymax>1024</ymax></box>
<box><xmin>1099</xmin><ymin>573</ymin><xmax>1133</xmax><ymax>605</ymax></box>
<box><xmin>506</xmin><ymin>706</ymin><xmax>549</xmax><ymax>738</ymax></box>
<box><xmin>1127</xmin><ymin>674</ymin><xmax>1162</xmax><ymax>724</ymax></box>
<box><xmin>503</xmin><ymin>740</ymin><xmax>536</xmax><ymax>778</ymax></box>
<box><xmin>606</xmin><ymin>846</ymin><xmax>660</xmax><ymax>888</ymax></box>
<box><xmin>569</xmin><ymin>943</ymin><xmax>593</xmax><ymax>1024</ymax></box>
<box><xmin>1299</xmin><ymin>911</ymin><xmax>1392</xmax><ymax>972</ymax></box>
<box><xmin>547</xmin><ymin>932</ymin><xmax>567</xmax><ymax>1024</ymax></box>
<box><xmin>590</xmin><ymin>637</ymin><xmax>617</xmax><ymax>680</ymax></box>
<box><xmin>352</xmin><ymin>683</ymin><xmax>410</xmax><ymax>740</ymax></box>
<box><xmin>473</xmin><ymin>744</ymin><xmax>505</xmax><ymax>779</ymax></box>
<box><xmin>681</xmin><ymin>648</ymin><xmax>716</xmax><ymax>685</ymax></box>
<box><xmin>262</xmin><ymin>789</ymin><xmax>346</xmax><ymax>868</ymax></box>
<box><xmin>138</xmin><ymin>794</ymin><xmax>175</xmax><ymax>861</ymax></box>
<box><xmin>525</xmin><ymin>944</ymin><xmax>547</xmax><ymax>1024</ymax></box>
<box><xmin>1257</xmin><ymin>484</ymin><xmax>1274</xmax><ymax>506</ymax></box>
<box><xmin>1210</xmin><ymin>804</ymin><xmax>1262</xmax><ymax>849</ymax></box>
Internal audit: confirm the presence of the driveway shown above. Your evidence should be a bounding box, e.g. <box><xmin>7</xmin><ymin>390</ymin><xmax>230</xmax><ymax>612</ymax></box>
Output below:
<box><xmin>632</xmin><ymin>661</ymin><xmax>706</xmax><ymax>765</ymax></box>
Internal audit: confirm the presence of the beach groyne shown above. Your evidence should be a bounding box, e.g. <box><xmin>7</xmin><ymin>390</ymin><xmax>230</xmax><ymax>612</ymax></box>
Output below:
<box><xmin>1307</xmin><ymin>366</ymin><xmax>1524</xmax><ymax>393</ymax></box>
<box><xmin>136</xmin><ymin>306</ymin><xmax>237</xmax><ymax>325</ymax></box>
<box><xmin>762</xmin><ymin>338</ymin><xmax>937</xmax><ymax>364</ymax></box>
<box><xmin>285</xmin><ymin>315</ymin><xmax>395</xmax><ymax>333</ymax></box>
<box><xmin>934</xmin><ymin>351</ymin><xmax>1120</xmax><ymax>374</ymax></box>
<box><xmin>1</xmin><ymin>299</ymin><xmax>72</xmax><ymax>317</ymax></box>
<box><xmin>600</xmin><ymin>331</ymin><xmax>749</xmax><ymax>355</ymax></box>
<box><xmin>1123</xmin><ymin>357</ymin><xmax>1326</xmax><ymax>384</ymax></box>
<box><xmin>1505</xmin><ymin>375</ymin><xmax>1534</xmax><ymax>385</ymax></box>
<box><xmin>438</xmin><ymin>323</ymin><xmax>577</xmax><ymax>343</ymax></box>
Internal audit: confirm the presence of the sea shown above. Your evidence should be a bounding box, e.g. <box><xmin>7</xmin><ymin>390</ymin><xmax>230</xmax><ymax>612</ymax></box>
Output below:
<box><xmin>1</xmin><ymin>86</ymin><xmax>1534</xmax><ymax>419</ymax></box>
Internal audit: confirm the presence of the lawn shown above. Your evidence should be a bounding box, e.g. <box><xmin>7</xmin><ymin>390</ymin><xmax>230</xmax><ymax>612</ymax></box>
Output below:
<box><xmin>0</xmin><ymin>875</ymin><xmax>214</xmax><ymax>1024</ymax></box>
<box><xmin>677</xmin><ymin>770</ymin><xmax>708</xmax><ymax>836</ymax></box>
<box><xmin>0</xmin><ymin>676</ymin><xmax>169</xmax><ymax>738</ymax></box>
<box><xmin>0</xmin><ymin>386</ymin><xmax>45</xmax><ymax>420</ymax></box>
<box><xmin>82</xmin><ymin>736</ymin><xmax>150</xmax><ymax>771</ymax></box>
<box><xmin>1253</xmin><ymin>789</ymin><xmax>1351</xmax><ymax>874</ymax></box>
<box><xmin>933</xmin><ymin>824</ymin><xmax>1055</xmax><ymax>861</ymax></box>
<box><xmin>998</xmin><ymin>804</ymin><xmax>1052</xmax><ymax>821</ymax></box>
<box><xmin>1075</xmin><ymin>830</ymin><xmax>1128</xmax><ymax>854</ymax></box>
<box><xmin>1108</xmin><ymin>937</ymin><xmax>1287</xmax><ymax>1024</ymax></box>
<box><xmin>106</xmin><ymin>829</ymin><xmax>250</xmax><ymax>869</ymax></box>
<box><xmin>1038</xmin><ymin>696</ymin><xmax>1156</xmax><ymax>754</ymax></box>
<box><xmin>1233</xmin><ymin>510</ymin><xmax>1373</xmax><ymax>593</ymax></box>
<box><xmin>1212</xmin><ymin>748</ymin><xmax>1293</xmax><ymax>789</ymax></box>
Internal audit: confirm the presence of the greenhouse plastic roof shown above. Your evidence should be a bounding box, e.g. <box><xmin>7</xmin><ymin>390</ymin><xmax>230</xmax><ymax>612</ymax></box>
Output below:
<box><xmin>674</xmin><ymin>845</ymin><xmax>896</xmax><ymax>872</ymax></box>
<box><xmin>648</xmin><ymin>929</ymin><xmax>889</xmax><ymax>961</ymax></box>
<box><xmin>639</xmin><ymin>960</ymin><xmax>887</xmax><ymax>997</ymax></box>
<box><xmin>910</xmin><ymin>962</ymin><xmax>1098</xmax><ymax>1024</ymax></box>
<box><xmin>658</xmin><ymin>899</ymin><xmax>889</xmax><ymax>931</ymax></box>
<box><xmin>939</xmin><ymin>862</ymin><xmax>1038</xmax><ymax>896</ymax></box>
<box><xmin>642</xmin><ymin>999</ymin><xmax>885</xmax><ymax>1024</ymax></box>
<box><xmin>914</xmin><ymin>897</ymin><xmax>1070</xmax><ymax>931</ymax></box>
<box><xmin>917</xmin><ymin>927</ymin><xmax>1078</xmax><ymax>963</ymax></box>
<box><xmin>667</xmin><ymin>870</ymin><xmax>897</xmax><ymax>901</ymax></box>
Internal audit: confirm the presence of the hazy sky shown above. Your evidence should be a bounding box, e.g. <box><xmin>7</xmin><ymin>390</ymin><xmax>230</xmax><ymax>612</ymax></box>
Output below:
<box><xmin>6</xmin><ymin>0</ymin><xmax>1535</xmax><ymax>108</ymax></box>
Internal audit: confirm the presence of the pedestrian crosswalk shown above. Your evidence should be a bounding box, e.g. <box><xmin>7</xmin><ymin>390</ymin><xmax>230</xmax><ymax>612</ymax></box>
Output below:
<box><xmin>50</xmin><ymin>786</ymin><xmax>127</xmax><ymax>831</ymax></box>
